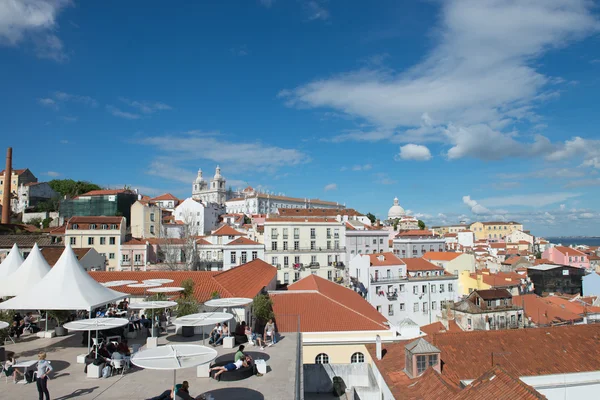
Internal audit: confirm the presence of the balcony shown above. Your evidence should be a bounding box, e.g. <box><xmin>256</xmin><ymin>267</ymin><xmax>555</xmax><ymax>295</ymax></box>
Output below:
<box><xmin>388</xmin><ymin>310</ymin><xmax>394</xmax><ymax>316</ymax></box>
<box><xmin>387</xmin><ymin>292</ymin><xmax>398</xmax><ymax>301</ymax></box>
<box><xmin>371</xmin><ymin>276</ymin><xmax>407</xmax><ymax>284</ymax></box>
<box><xmin>309</xmin><ymin>262</ymin><xmax>320</xmax><ymax>269</ymax></box>
<box><xmin>330</xmin><ymin>261</ymin><xmax>345</xmax><ymax>269</ymax></box>
<box><xmin>122</xmin><ymin>260</ymin><xmax>131</xmax><ymax>266</ymax></box>
<box><xmin>266</xmin><ymin>246</ymin><xmax>346</xmax><ymax>253</ymax></box>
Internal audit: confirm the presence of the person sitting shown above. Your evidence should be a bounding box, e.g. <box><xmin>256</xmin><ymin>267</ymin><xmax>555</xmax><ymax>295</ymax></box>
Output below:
<box><xmin>245</xmin><ymin>325</ymin><xmax>265</xmax><ymax>349</ymax></box>
<box><xmin>235</xmin><ymin>345</ymin><xmax>245</xmax><ymax>362</ymax></box>
<box><xmin>117</xmin><ymin>339</ymin><xmax>131</xmax><ymax>356</ymax></box>
<box><xmin>130</xmin><ymin>313</ymin><xmax>141</xmax><ymax>330</ymax></box>
<box><xmin>146</xmin><ymin>386</ymin><xmax>174</xmax><ymax>400</ymax></box>
<box><xmin>140</xmin><ymin>315</ymin><xmax>151</xmax><ymax>329</ymax></box>
<box><xmin>235</xmin><ymin>321</ymin><xmax>246</xmax><ymax>336</ymax></box>
<box><xmin>214</xmin><ymin>322</ymin><xmax>229</xmax><ymax>346</ymax></box>
<box><xmin>8</xmin><ymin>321</ymin><xmax>22</xmax><ymax>339</ymax></box>
<box><xmin>3</xmin><ymin>355</ymin><xmax>24</xmax><ymax>383</ymax></box>
<box><xmin>23</xmin><ymin>312</ymin><xmax>40</xmax><ymax>332</ymax></box>
<box><xmin>208</xmin><ymin>323</ymin><xmax>222</xmax><ymax>345</ymax></box>
<box><xmin>209</xmin><ymin>356</ymin><xmax>252</xmax><ymax>381</ymax></box>
<box><xmin>173</xmin><ymin>381</ymin><xmax>204</xmax><ymax>400</ymax></box>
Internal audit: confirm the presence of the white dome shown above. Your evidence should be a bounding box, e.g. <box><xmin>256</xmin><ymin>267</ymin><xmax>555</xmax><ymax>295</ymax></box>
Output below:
<box><xmin>388</xmin><ymin>197</ymin><xmax>405</xmax><ymax>219</ymax></box>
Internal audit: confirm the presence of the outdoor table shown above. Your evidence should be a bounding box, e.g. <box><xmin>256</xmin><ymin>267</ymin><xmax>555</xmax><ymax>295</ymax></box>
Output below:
<box><xmin>174</xmin><ymin>312</ymin><xmax>233</xmax><ymax>344</ymax></box>
<box><xmin>14</xmin><ymin>360</ymin><xmax>37</xmax><ymax>383</ymax></box>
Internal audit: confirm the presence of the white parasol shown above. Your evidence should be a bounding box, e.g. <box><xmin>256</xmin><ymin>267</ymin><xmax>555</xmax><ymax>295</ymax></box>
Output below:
<box><xmin>0</xmin><ymin>321</ymin><xmax>8</xmax><ymax>330</ymax></box>
<box><xmin>63</xmin><ymin>317</ymin><xmax>129</xmax><ymax>357</ymax></box>
<box><xmin>143</xmin><ymin>279</ymin><xmax>174</xmax><ymax>284</ymax></box>
<box><xmin>174</xmin><ymin>312</ymin><xmax>233</xmax><ymax>344</ymax></box>
<box><xmin>102</xmin><ymin>280</ymin><xmax>138</xmax><ymax>288</ymax></box>
<box><xmin>147</xmin><ymin>287</ymin><xmax>185</xmax><ymax>293</ymax></box>
<box><xmin>128</xmin><ymin>282</ymin><xmax>162</xmax><ymax>297</ymax></box>
<box><xmin>131</xmin><ymin>344</ymin><xmax>217</xmax><ymax>387</ymax></box>
<box><xmin>129</xmin><ymin>300</ymin><xmax>177</xmax><ymax>337</ymax></box>
<box><xmin>204</xmin><ymin>297</ymin><xmax>253</xmax><ymax>308</ymax></box>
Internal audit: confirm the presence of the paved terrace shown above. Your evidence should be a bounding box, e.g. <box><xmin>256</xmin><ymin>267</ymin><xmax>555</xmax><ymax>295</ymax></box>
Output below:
<box><xmin>2</xmin><ymin>328</ymin><xmax>298</xmax><ymax>400</ymax></box>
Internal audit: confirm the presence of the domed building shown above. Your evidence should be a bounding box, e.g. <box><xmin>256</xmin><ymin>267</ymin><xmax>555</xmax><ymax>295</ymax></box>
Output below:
<box><xmin>388</xmin><ymin>197</ymin><xmax>406</xmax><ymax>220</ymax></box>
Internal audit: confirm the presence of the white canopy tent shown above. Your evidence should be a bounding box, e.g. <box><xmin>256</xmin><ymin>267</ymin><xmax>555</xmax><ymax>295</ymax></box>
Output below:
<box><xmin>0</xmin><ymin>243</ymin><xmax>51</xmax><ymax>297</ymax></box>
<box><xmin>0</xmin><ymin>244</ymin><xmax>127</xmax><ymax>311</ymax></box>
<box><xmin>0</xmin><ymin>243</ymin><xmax>24</xmax><ymax>279</ymax></box>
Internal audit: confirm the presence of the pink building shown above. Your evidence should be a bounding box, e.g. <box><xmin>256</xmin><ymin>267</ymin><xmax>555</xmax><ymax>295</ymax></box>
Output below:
<box><xmin>542</xmin><ymin>246</ymin><xmax>590</xmax><ymax>270</ymax></box>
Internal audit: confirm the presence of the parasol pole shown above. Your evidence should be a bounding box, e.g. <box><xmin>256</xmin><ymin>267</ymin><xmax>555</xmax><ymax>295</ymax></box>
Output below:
<box><xmin>88</xmin><ymin>307</ymin><xmax>92</xmax><ymax>355</ymax></box>
<box><xmin>45</xmin><ymin>311</ymin><xmax>48</xmax><ymax>332</ymax></box>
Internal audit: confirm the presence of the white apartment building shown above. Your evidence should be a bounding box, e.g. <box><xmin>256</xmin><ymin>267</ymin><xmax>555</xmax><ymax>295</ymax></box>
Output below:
<box><xmin>173</xmin><ymin>197</ymin><xmax>224</xmax><ymax>235</ymax></box>
<box><xmin>149</xmin><ymin>193</ymin><xmax>181</xmax><ymax>210</ymax></box>
<box><xmin>16</xmin><ymin>182</ymin><xmax>57</xmax><ymax>214</ymax></box>
<box><xmin>64</xmin><ymin>216</ymin><xmax>126</xmax><ymax>271</ymax></box>
<box><xmin>350</xmin><ymin>253</ymin><xmax>458</xmax><ymax>327</ymax></box>
<box><xmin>506</xmin><ymin>230</ymin><xmax>534</xmax><ymax>246</ymax></box>
<box><xmin>197</xmin><ymin>225</ymin><xmax>265</xmax><ymax>271</ymax></box>
<box><xmin>393</xmin><ymin>230</ymin><xmax>446</xmax><ymax>258</ymax></box>
<box><xmin>264</xmin><ymin>217</ymin><xmax>346</xmax><ymax>285</ymax></box>
<box><xmin>345</xmin><ymin>220</ymin><xmax>390</xmax><ymax>261</ymax></box>
<box><xmin>226</xmin><ymin>187</ymin><xmax>343</xmax><ymax>215</ymax></box>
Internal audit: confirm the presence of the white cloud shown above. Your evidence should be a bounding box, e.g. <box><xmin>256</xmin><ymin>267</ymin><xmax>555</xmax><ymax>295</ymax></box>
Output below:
<box><xmin>140</xmin><ymin>131</ymin><xmax>310</xmax><ymax>179</ymax></box>
<box><xmin>463</xmin><ymin>195</ymin><xmax>491</xmax><ymax>215</ymax></box>
<box><xmin>564</xmin><ymin>178</ymin><xmax>600</xmax><ymax>188</ymax></box>
<box><xmin>560</xmin><ymin>204</ymin><xmax>566</xmax><ymax>210</ymax></box>
<box><xmin>0</xmin><ymin>0</ymin><xmax>71</xmax><ymax>61</ymax></box>
<box><xmin>44</xmin><ymin>171</ymin><xmax>60</xmax><ymax>177</ymax></box>
<box><xmin>351</xmin><ymin>164</ymin><xmax>372</xmax><ymax>171</ymax></box>
<box><xmin>324</xmin><ymin>183</ymin><xmax>337</xmax><ymax>191</ymax></box>
<box><xmin>579</xmin><ymin>212</ymin><xmax>595</xmax><ymax>219</ymax></box>
<box><xmin>106</xmin><ymin>105</ymin><xmax>141</xmax><ymax>120</ymax></box>
<box><xmin>396</xmin><ymin>144</ymin><xmax>432</xmax><ymax>161</ymax></box>
<box><xmin>305</xmin><ymin>1</ymin><xmax>329</xmax><ymax>21</ymax></box>
<box><xmin>545</xmin><ymin>136</ymin><xmax>600</xmax><ymax>169</ymax></box>
<box><xmin>280</xmin><ymin>0</ymin><xmax>599</xmax><ymax>161</ymax></box>
<box><xmin>497</xmin><ymin>168</ymin><xmax>586</xmax><ymax>180</ymax></box>
<box><xmin>119</xmin><ymin>98</ymin><xmax>172</xmax><ymax>114</ymax></box>
<box><xmin>54</xmin><ymin>91</ymin><xmax>98</xmax><ymax>107</ymax></box>
<box><xmin>475</xmin><ymin>192</ymin><xmax>582</xmax><ymax>208</ymax></box>
<box><xmin>59</xmin><ymin>139</ymin><xmax>68</xmax><ymax>144</ymax></box>
<box><xmin>326</xmin><ymin>129</ymin><xmax>394</xmax><ymax>143</ymax></box>
<box><xmin>373</xmin><ymin>172</ymin><xmax>397</xmax><ymax>185</ymax></box>
<box><xmin>38</xmin><ymin>97</ymin><xmax>57</xmax><ymax>109</ymax></box>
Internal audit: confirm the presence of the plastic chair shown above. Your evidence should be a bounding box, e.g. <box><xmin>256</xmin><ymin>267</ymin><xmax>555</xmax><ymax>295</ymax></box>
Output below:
<box><xmin>1</xmin><ymin>363</ymin><xmax>9</xmax><ymax>383</ymax></box>
<box><xmin>111</xmin><ymin>359</ymin><xmax>126</xmax><ymax>376</ymax></box>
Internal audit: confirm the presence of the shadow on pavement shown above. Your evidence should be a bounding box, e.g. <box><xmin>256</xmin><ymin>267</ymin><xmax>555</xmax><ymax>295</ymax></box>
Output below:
<box><xmin>54</xmin><ymin>386</ymin><xmax>99</xmax><ymax>399</ymax></box>
<box><xmin>199</xmin><ymin>387</ymin><xmax>265</xmax><ymax>400</ymax></box>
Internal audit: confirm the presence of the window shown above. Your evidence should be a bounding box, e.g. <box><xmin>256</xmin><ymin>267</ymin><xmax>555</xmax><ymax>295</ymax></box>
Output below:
<box><xmin>448</xmin><ymin>283</ymin><xmax>453</xmax><ymax>292</ymax></box>
<box><xmin>428</xmin><ymin>354</ymin><xmax>438</xmax><ymax>367</ymax></box>
<box><xmin>431</xmin><ymin>285</ymin><xmax>436</xmax><ymax>293</ymax></box>
<box><xmin>294</xmin><ymin>228</ymin><xmax>300</xmax><ymax>239</ymax></box>
<box><xmin>422</xmin><ymin>285</ymin><xmax>427</xmax><ymax>294</ymax></box>
<box><xmin>311</xmin><ymin>255</ymin><xmax>317</xmax><ymax>263</ymax></box>
<box><xmin>311</xmin><ymin>241</ymin><xmax>316</xmax><ymax>250</ymax></box>
<box><xmin>111</xmin><ymin>224</ymin><xmax>118</xmax><ymax>229</ymax></box>
<box><xmin>414</xmin><ymin>303</ymin><xmax>419</xmax><ymax>312</ymax></box>
<box><xmin>283</xmin><ymin>241</ymin><xmax>288</xmax><ymax>250</ymax></box>
<box><xmin>294</xmin><ymin>241</ymin><xmax>299</xmax><ymax>250</ymax></box>
<box><xmin>334</xmin><ymin>240</ymin><xmax>340</xmax><ymax>249</ymax></box>
<box><xmin>416</xmin><ymin>355</ymin><xmax>427</xmax><ymax>374</ymax></box>
<box><xmin>399</xmin><ymin>284</ymin><xmax>405</xmax><ymax>292</ymax></box>
<box><xmin>380</xmin><ymin>238</ymin><xmax>384</xmax><ymax>244</ymax></box>
<box><xmin>283</xmin><ymin>228</ymin><xmax>288</xmax><ymax>239</ymax></box>
<box><xmin>400</xmin><ymin>303</ymin><xmax>405</xmax><ymax>311</ymax></box>
<box><xmin>294</xmin><ymin>271</ymin><xmax>300</xmax><ymax>281</ymax></box>
<box><xmin>310</xmin><ymin>228</ymin><xmax>316</xmax><ymax>239</ymax></box>
<box><xmin>413</xmin><ymin>286</ymin><xmax>418</xmax><ymax>295</ymax></box>
<box><xmin>284</xmin><ymin>272</ymin><xmax>289</xmax><ymax>284</ymax></box>
<box><xmin>423</xmin><ymin>302</ymin><xmax>428</xmax><ymax>314</ymax></box>
<box><xmin>150</xmin><ymin>225</ymin><xmax>155</xmax><ymax>235</ymax></box>
<box><xmin>150</xmin><ymin>213</ymin><xmax>155</xmax><ymax>222</ymax></box>
<box><xmin>487</xmin><ymin>300</ymin><xmax>492</xmax><ymax>307</ymax></box>
<box><xmin>72</xmin><ymin>224</ymin><xmax>78</xmax><ymax>229</ymax></box>
<box><xmin>90</xmin><ymin>224</ymin><xmax>96</xmax><ymax>229</ymax></box>
<box><xmin>376</xmin><ymin>305</ymin><xmax>382</xmax><ymax>313</ymax></box>
<box><xmin>231</xmin><ymin>252</ymin><xmax>236</xmax><ymax>264</ymax></box>
<box><xmin>327</xmin><ymin>228</ymin><xmax>331</xmax><ymax>238</ymax></box>
<box><xmin>134</xmin><ymin>254</ymin><xmax>141</xmax><ymax>262</ymax></box>
<box><xmin>272</xmin><ymin>256</ymin><xmax>278</xmax><ymax>266</ymax></box>
<box><xmin>284</xmin><ymin>256</ymin><xmax>289</xmax><ymax>267</ymax></box>
<box><xmin>271</xmin><ymin>241</ymin><xmax>277</xmax><ymax>251</ymax></box>
<box><xmin>350</xmin><ymin>352</ymin><xmax>365</xmax><ymax>363</ymax></box>
<box><xmin>70</xmin><ymin>237</ymin><xmax>76</xmax><ymax>245</ymax></box>
<box><xmin>373</xmin><ymin>239</ymin><xmax>377</xmax><ymax>245</ymax></box>
<box><xmin>252</xmin><ymin>251</ymin><xmax>258</xmax><ymax>260</ymax></box>
<box><xmin>294</xmin><ymin>256</ymin><xmax>300</xmax><ymax>264</ymax></box>
<box><xmin>109</xmin><ymin>253</ymin><xmax>115</xmax><ymax>259</ymax></box>
<box><xmin>440</xmin><ymin>284</ymin><xmax>445</xmax><ymax>292</ymax></box>
<box><xmin>388</xmin><ymin>304</ymin><xmax>394</xmax><ymax>316</ymax></box>
<box><xmin>271</xmin><ymin>228</ymin><xmax>278</xmax><ymax>238</ymax></box>
<box><xmin>88</xmin><ymin>237</ymin><xmax>94</xmax><ymax>245</ymax></box>
<box><xmin>334</xmin><ymin>229</ymin><xmax>339</xmax><ymax>238</ymax></box>
<box><xmin>109</xmin><ymin>237</ymin><xmax>116</xmax><ymax>245</ymax></box>
<box><xmin>431</xmin><ymin>301</ymin><xmax>437</xmax><ymax>310</ymax></box>
<box><xmin>102</xmin><ymin>224</ymin><xmax>108</xmax><ymax>229</ymax></box>
<box><xmin>328</xmin><ymin>270</ymin><xmax>333</xmax><ymax>280</ymax></box>
<box><xmin>327</xmin><ymin>241</ymin><xmax>331</xmax><ymax>250</ymax></box>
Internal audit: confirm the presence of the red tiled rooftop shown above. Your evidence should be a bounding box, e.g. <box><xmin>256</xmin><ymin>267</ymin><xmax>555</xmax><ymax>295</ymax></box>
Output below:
<box><xmin>78</xmin><ymin>189</ymin><xmax>132</xmax><ymax>197</ymax></box>
<box><xmin>226</xmin><ymin>237</ymin><xmax>262</xmax><ymax>246</ymax></box>
<box><xmin>452</xmin><ymin>365</ymin><xmax>546</xmax><ymax>400</ymax></box>
<box><xmin>401</xmin><ymin>258</ymin><xmax>444</xmax><ymax>272</ymax></box>
<box><xmin>272</xmin><ymin>275</ymin><xmax>388</xmax><ymax>332</ymax></box>
<box><xmin>554</xmin><ymin>246</ymin><xmax>586</xmax><ymax>257</ymax></box>
<box><xmin>423</xmin><ymin>252</ymin><xmax>461</xmax><ymax>261</ymax></box>
<box><xmin>41</xmin><ymin>247</ymin><xmax>93</xmax><ymax>266</ymax></box>
<box><xmin>367</xmin><ymin>252</ymin><xmax>404</xmax><ymax>267</ymax></box>
<box><xmin>150</xmin><ymin>193</ymin><xmax>179</xmax><ymax>201</ymax></box>
<box><xmin>211</xmin><ymin>225</ymin><xmax>245</xmax><ymax>236</ymax></box>
<box><xmin>396</xmin><ymin>230</ymin><xmax>438</xmax><ymax>237</ymax></box>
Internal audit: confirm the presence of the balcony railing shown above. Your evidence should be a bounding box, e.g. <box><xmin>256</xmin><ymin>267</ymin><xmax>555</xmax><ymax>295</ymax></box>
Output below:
<box><xmin>266</xmin><ymin>246</ymin><xmax>346</xmax><ymax>253</ymax></box>
<box><xmin>309</xmin><ymin>262</ymin><xmax>320</xmax><ymax>269</ymax></box>
<box><xmin>371</xmin><ymin>276</ymin><xmax>407</xmax><ymax>283</ymax></box>
<box><xmin>330</xmin><ymin>262</ymin><xmax>345</xmax><ymax>268</ymax></box>
<box><xmin>387</xmin><ymin>292</ymin><xmax>398</xmax><ymax>301</ymax></box>
<box><xmin>122</xmin><ymin>260</ymin><xmax>131</xmax><ymax>265</ymax></box>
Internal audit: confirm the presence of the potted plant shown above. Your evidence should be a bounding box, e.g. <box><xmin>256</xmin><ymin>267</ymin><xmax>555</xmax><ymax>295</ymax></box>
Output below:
<box><xmin>47</xmin><ymin>310</ymin><xmax>71</xmax><ymax>336</ymax></box>
<box><xmin>177</xmin><ymin>279</ymin><xmax>200</xmax><ymax>337</ymax></box>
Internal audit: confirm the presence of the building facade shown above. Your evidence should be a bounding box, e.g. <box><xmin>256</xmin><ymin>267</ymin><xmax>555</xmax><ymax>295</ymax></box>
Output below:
<box><xmin>191</xmin><ymin>167</ymin><xmax>228</xmax><ymax>206</ymax></box>
<box><xmin>173</xmin><ymin>197</ymin><xmax>223</xmax><ymax>236</ymax></box>
<box><xmin>451</xmin><ymin>289</ymin><xmax>524</xmax><ymax>331</ymax></box>
<box><xmin>350</xmin><ymin>253</ymin><xmax>458</xmax><ymax>327</ymax></box>
<box><xmin>393</xmin><ymin>230</ymin><xmax>446</xmax><ymax>259</ymax></box>
<box><xmin>226</xmin><ymin>189</ymin><xmax>343</xmax><ymax>215</ymax></box>
<box><xmin>469</xmin><ymin>221</ymin><xmax>524</xmax><ymax>241</ymax></box>
<box><xmin>0</xmin><ymin>168</ymin><xmax>38</xmax><ymax>209</ymax></box>
<box><xmin>15</xmin><ymin>182</ymin><xmax>57</xmax><ymax>214</ymax></box>
<box><xmin>346</xmin><ymin>221</ymin><xmax>390</xmax><ymax>261</ymax></box>
<box><xmin>527</xmin><ymin>264</ymin><xmax>585</xmax><ymax>296</ymax></box>
<box><xmin>64</xmin><ymin>216</ymin><xmax>127</xmax><ymax>271</ymax></box>
<box><xmin>542</xmin><ymin>246</ymin><xmax>590</xmax><ymax>270</ymax></box>
<box><xmin>264</xmin><ymin>217</ymin><xmax>346</xmax><ymax>285</ymax></box>
<box><xmin>59</xmin><ymin>189</ymin><xmax>138</xmax><ymax>224</ymax></box>
<box><xmin>130</xmin><ymin>200</ymin><xmax>162</xmax><ymax>239</ymax></box>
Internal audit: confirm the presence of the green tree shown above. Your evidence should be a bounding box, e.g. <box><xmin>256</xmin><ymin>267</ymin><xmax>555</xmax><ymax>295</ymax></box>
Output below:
<box><xmin>535</xmin><ymin>251</ymin><xmax>542</xmax><ymax>259</ymax></box>
<box><xmin>418</xmin><ymin>220</ymin><xmax>426</xmax><ymax>230</ymax></box>
<box><xmin>27</xmin><ymin>217</ymin><xmax>43</xmax><ymax>228</ymax></box>
<box><xmin>252</xmin><ymin>293</ymin><xmax>274</xmax><ymax>323</ymax></box>
<box><xmin>366</xmin><ymin>212</ymin><xmax>376</xmax><ymax>224</ymax></box>
<box><xmin>48</xmin><ymin>179</ymin><xmax>102</xmax><ymax>198</ymax></box>
<box><xmin>42</xmin><ymin>217</ymin><xmax>53</xmax><ymax>229</ymax></box>
<box><xmin>176</xmin><ymin>278</ymin><xmax>199</xmax><ymax>317</ymax></box>
<box><xmin>0</xmin><ymin>309</ymin><xmax>13</xmax><ymax>343</ymax></box>
<box><xmin>392</xmin><ymin>218</ymin><xmax>400</xmax><ymax>231</ymax></box>
<box><xmin>243</xmin><ymin>216</ymin><xmax>252</xmax><ymax>225</ymax></box>
<box><xmin>34</xmin><ymin>197</ymin><xmax>59</xmax><ymax>212</ymax></box>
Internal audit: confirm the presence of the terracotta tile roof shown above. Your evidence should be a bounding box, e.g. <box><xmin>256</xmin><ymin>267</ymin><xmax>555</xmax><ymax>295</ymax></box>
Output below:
<box><xmin>429</xmin><ymin>324</ymin><xmax>600</xmax><ymax>382</ymax></box>
<box><xmin>123</xmin><ymin>238</ymin><xmax>147</xmax><ymax>246</ymax></box>
<box><xmin>480</xmin><ymin>221</ymin><xmax>520</xmax><ymax>225</ymax></box>
<box><xmin>367</xmin><ymin>252</ymin><xmax>404</xmax><ymax>267</ymax></box>
<box><xmin>490</xmin><ymin>243</ymin><xmax>506</xmax><ymax>249</ymax></box>
<box><xmin>67</xmin><ymin>216</ymin><xmax>124</xmax><ymax>229</ymax></box>
<box><xmin>474</xmin><ymin>272</ymin><xmax>522</xmax><ymax>288</ymax></box>
<box><xmin>274</xmin><ymin>274</ymin><xmax>388</xmax><ymax>332</ymax></box>
<box><xmin>226</xmin><ymin>237</ymin><xmax>262</xmax><ymax>246</ymax></box>
<box><xmin>228</xmin><ymin>193</ymin><xmax>339</xmax><ymax>206</ymax></box>
<box><xmin>90</xmin><ymin>259</ymin><xmax>275</xmax><ymax>302</ymax></box>
<box><xmin>554</xmin><ymin>246</ymin><xmax>586</xmax><ymax>257</ymax></box>
<box><xmin>475</xmin><ymin>289</ymin><xmax>512</xmax><ymax>300</ymax></box>
<box><xmin>211</xmin><ymin>225</ymin><xmax>245</xmax><ymax>236</ymax></box>
<box><xmin>501</xmin><ymin>256</ymin><xmax>521</xmax><ymax>265</ymax></box>
<box><xmin>423</xmin><ymin>252</ymin><xmax>461</xmax><ymax>261</ymax></box>
<box><xmin>49</xmin><ymin>225</ymin><xmax>66</xmax><ymax>234</ymax></box>
<box><xmin>264</xmin><ymin>217</ymin><xmax>341</xmax><ymax>223</ymax></box>
<box><xmin>512</xmin><ymin>294</ymin><xmax>582</xmax><ymax>325</ymax></box>
<box><xmin>421</xmin><ymin>321</ymin><xmax>448</xmax><ymax>335</ymax></box>
<box><xmin>543</xmin><ymin>295</ymin><xmax>600</xmax><ymax>314</ymax></box>
<box><xmin>396</xmin><ymin>230</ymin><xmax>439</xmax><ymax>237</ymax></box>
<box><xmin>452</xmin><ymin>365</ymin><xmax>546</xmax><ymax>400</ymax></box>
<box><xmin>0</xmin><ymin>168</ymin><xmax>28</xmax><ymax>175</ymax></box>
<box><xmin>78</xmin><ymin>189</ymin><xmax>133</xmax><ymax>197</ymax></box>
<box><xmin>401</xmin><ymin>258</ymin><xmax>444</xmax><ymax>272</ymax></box>
<box><xmin>150</xmin><ymin>193</ymin><xmax>179</xmax><ymax>201</ymax></box>
<box><xmin>41</xmin><ymin>247</ymin><xmax>93</xmax><ymax>266</ymax></box>
<box><xmin>195</xmin><ymin>238</ymin><xmax>212</xmax><ymax>245</ymax></box>
<box><xmin>0</xmin><ymin>235</ymin><xmax>61</xmax><ymax>249</ymax></box>
<box><xmin>444</xmin><ymin>233</ymin><xmax>457</xmax><ymax>237</ymax></box>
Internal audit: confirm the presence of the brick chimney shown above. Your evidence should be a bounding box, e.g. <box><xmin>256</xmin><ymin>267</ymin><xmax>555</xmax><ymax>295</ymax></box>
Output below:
<box><xmin>1</xmin><ymin>147</ymin><xmax>12</xmax><ymax>224</ymax></box>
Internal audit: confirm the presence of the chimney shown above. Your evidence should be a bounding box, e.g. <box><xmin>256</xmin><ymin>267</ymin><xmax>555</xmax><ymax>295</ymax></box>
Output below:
<box><xmin>2</xmin><ymin>147</ymin><xmax>12</xmax><ymax>224</ymax></box>
<box><xmin>376</xmin><ymin>334</ymin><xmax>382</xmax><ymax>360</ymax></box>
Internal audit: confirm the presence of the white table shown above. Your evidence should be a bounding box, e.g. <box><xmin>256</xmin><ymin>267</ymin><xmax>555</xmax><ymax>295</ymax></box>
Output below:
<box><xmin>255</xmin><ymin>359</ymin><xmax>267</xmax><ymax>374</ymax></box>
<box><xmin>14</xmin><ymin>360</ymin><xmax>37</xmax><ymax>383</ymax></box>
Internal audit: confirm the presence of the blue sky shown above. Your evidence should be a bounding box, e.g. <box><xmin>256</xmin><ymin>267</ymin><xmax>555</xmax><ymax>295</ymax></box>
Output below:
<box><xmin>1</xmin><ymin>0</ymin><xmax>600</xmax><ymax>237</ymax></box>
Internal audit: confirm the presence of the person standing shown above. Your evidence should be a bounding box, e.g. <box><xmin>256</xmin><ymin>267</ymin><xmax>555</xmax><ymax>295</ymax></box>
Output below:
<box><xmin>36</xmin><ymin>352</ymin><xmax>53</xmax><ymax>400</ymax></box>
<box><xmin>264</xmin><ymin>318</ymin><xmax>277</xmax><ymax>346</ymax></box>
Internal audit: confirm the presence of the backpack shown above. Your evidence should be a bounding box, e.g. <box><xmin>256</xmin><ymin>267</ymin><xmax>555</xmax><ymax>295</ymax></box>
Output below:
<box><xmin>101</xmin><ymin>365</ymin><xmax>111</xmax><ymax>378</ymax></box>
<box><xmin>25</xmin><ymin>370</ymin><xmax>35</xmax><ymax>383</ymax></box>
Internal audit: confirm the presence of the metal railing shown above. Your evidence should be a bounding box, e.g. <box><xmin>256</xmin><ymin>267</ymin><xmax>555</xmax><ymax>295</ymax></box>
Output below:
<box><xmin>266</xmin><ymin>246</ymin><xmax>346</xmax><ymax>253</ymax></box>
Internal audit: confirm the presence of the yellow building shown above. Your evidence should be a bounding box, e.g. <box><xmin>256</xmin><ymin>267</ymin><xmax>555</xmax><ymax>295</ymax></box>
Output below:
<box><xmin>130</xmin><ymin>200</ymin><xmax>162</xmax><ymax>239</ymax></box>
<box><xmin>65</xmin><ymin>216</ymin><xmax>127</xmax><ymax>271</ymax></box>
<box><xmin>469</xmin><ymin>221</ymin><xmax>523</xmax><ymax>241</ymax></box>
<box><xmin>0</xmin><ymin>168</ymin><xmax>37</xmax><ymax>208</ymax></box>
<box><xmin>458</xmin><ymin>270</ymin><xmax>524</xmax><ymax>297</ymax></box>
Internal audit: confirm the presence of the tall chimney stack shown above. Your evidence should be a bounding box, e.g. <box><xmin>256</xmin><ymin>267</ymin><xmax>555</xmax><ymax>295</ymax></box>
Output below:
<box><xmin>2</xmin><ymin>147</ymin><xmax>12</xmax><ymax>224</ymax></box>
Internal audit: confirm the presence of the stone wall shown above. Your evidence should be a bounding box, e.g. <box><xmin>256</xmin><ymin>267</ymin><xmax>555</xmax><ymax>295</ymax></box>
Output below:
<box><xmin>22</xmin><ymin>211</ymin><xmax>61</xmax><ymax>226</ymax></box>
